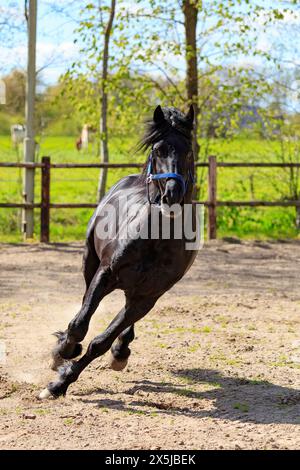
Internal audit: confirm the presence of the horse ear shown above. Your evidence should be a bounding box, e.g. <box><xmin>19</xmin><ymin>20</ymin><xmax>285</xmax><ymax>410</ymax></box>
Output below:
<box><xmin>186</xmin><ymin>104</ymin><xmax>194</xmax><ymax>123</ymax></box>
<box><xmin>153</xmin><ymin>105</ymin><xmax>165</xmax><ymax>123</ymax></box>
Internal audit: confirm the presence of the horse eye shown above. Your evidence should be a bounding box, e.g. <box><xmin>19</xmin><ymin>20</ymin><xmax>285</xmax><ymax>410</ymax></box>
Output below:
<box><xmin>154</xmin><ymin>148</ymin><xmax>164</xmax><ymax>158</ymax></box>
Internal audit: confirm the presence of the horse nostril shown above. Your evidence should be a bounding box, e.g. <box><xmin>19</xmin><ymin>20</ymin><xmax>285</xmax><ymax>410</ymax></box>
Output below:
<box><xmin>162</xmin><ymin>188</ymin><xmax>173</xmax><ymax>206</ymax></box>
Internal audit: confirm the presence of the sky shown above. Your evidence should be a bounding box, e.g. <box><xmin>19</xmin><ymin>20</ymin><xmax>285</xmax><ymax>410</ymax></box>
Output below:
<box><xmin>0</xmin><ymin>0</ymin><xmax>81</xmax><ymax>84</ymax></box>
<box><xmin>0</xmin><ymin>0</ymin><xmax>299</xmax><ymax>90</ymax></box>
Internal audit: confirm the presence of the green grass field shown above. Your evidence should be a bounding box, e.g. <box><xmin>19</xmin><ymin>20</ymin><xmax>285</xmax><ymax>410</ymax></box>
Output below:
<box><xmin>0</xmin><ymin>134</ymin><xmax>299</xmax><ymax>242</ymax></box>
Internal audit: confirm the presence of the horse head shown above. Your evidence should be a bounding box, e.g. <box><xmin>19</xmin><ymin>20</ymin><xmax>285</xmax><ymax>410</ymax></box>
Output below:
<box><xmin>141</xmin><ymin>105</ymin><xmax>195</xmax><ymax>215</ymax></box>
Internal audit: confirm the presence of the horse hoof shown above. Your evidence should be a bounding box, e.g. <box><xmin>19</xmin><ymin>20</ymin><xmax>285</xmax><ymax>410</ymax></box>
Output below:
<box><xmin>108</xmin><ymin>353</ymin><xmax>128</xmax><ymax>371</ymax></box>
<box><xmin>38</xmin><ymin>388</ymin><xmax>54</xmax><ymax>400</ymax></box>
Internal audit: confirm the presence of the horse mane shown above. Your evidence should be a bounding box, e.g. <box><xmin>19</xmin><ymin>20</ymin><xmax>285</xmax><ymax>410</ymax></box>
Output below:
<box><xmin>137</xmin><ymin>107</ymin><xmax>193</xmax><ymax>180</ymax></box>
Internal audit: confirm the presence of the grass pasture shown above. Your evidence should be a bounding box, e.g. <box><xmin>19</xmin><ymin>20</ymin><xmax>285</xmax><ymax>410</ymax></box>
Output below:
<box><xmin>0</xmin><ymin>134</ymin><xmax>299</xmax><ymax>242</ymax></box>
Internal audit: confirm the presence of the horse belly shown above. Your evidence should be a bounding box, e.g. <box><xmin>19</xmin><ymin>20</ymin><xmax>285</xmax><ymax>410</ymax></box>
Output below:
<box><xmin>115</xmin><ymin>242</ymin><xmax>195</xmax><ymax>297</ymax></box>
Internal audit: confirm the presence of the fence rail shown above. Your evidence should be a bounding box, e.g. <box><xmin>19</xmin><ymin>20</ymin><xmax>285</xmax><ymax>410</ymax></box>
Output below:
<box><xmin>1</xmin><ymin>156</ymin><xmax>300</xmax><ymax>242</ymax></box>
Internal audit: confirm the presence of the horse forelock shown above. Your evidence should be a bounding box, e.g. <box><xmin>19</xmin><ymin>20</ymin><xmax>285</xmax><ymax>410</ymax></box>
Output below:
<box><xmin>138</xmin><ymin>107</ymin><xmax>193</xmax><ymax>154</ymax></box>
<box><xmin>161</xmin><ymin>107</ymin><xmax>193</xmax><ymax>137</ymax></box>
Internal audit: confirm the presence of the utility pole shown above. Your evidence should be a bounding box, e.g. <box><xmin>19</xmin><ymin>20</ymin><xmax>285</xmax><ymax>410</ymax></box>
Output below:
<box><xmin>22</xmin><ymin>0</ymin><xmax>37</xmax><ymax>238</ymax></box>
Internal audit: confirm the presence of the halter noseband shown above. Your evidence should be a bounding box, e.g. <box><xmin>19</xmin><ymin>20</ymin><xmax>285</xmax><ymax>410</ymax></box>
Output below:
<box><xmin>146</xmin><ymin>152</ymin><xmax>194</xmax><ymax>205</ymax></box>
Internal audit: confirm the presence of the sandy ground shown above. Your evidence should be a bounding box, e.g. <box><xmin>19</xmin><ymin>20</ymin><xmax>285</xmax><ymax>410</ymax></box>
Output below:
<box><xmin>0</xmin><ymin>239</ymin><xmax>300</xmax><ymax>450</ymax></box>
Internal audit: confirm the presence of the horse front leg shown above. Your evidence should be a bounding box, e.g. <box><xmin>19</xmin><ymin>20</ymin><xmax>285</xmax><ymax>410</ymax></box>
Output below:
<box><xmin>40</xmin><ymin>296</ymin><xmax>157</xmax><ymax>399</ymax></box>
<box><xmin>50</xmin><ymin>267</ymin><xmax>114</xmax><ymax>371</ymax></box>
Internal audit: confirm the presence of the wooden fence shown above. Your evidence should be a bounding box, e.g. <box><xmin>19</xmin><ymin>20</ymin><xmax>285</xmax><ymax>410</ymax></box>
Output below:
<box><xmin>1</xmin><ymin>155</ymin><xmax>300</xmax><ymax>242</ymax></box>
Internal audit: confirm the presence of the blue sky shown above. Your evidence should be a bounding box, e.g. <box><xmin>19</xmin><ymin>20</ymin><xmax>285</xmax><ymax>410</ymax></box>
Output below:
<box><xmin>0</xmin><ymin>0</ymin><xmax>299</xmax><ymax>88</ymax></box>
<box><xmin>0</xmin><ymin>1</ymin><xmax>81</xmax><ymax>83</ymax></box>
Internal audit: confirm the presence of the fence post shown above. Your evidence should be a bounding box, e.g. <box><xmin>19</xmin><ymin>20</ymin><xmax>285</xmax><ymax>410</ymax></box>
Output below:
<box><xmin>41</xmin><ymin>156</ymin><xmax>50</xmax><ymax>243</ymax></box>
<box><xmin>208</xmin><ymin>155</ymin><xmax>217</xmax><ymax>240</ymax></box>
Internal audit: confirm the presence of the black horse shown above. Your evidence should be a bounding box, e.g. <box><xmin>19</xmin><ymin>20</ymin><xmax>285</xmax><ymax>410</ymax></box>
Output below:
<box><xmin>39</xmin><ymin>105</ymin><xmax>199</xmax><ymax>399</ymax></box>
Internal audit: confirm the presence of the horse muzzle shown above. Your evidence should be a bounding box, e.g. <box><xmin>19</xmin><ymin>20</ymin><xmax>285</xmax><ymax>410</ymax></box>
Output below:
<box><xmin>161</xmin><ymin>179</ymin><xmax>184</xmax><ymax>206</ymax></box>
<box><xmin>160</xmin><ymin>179</ymin><xmax>184</xmax><ymax>218</ymax></box>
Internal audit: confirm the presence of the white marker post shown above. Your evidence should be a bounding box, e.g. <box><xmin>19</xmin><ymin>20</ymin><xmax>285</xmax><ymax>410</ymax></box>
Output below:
<box><xmin>23</xmin><ymin>0</ymin><xmax>37</xmax><ymax>238</ymax></box>
<box><xmin>0</xmin><ymin>80</ymin><xmax>6</xmax><ymax>104</ymax></box>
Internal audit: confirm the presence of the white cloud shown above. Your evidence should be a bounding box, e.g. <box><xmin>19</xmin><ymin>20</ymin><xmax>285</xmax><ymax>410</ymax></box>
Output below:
<box><xmin>256</xmin><ymin>36</ymin><xmax>272</xmax><ymax>53</ymax></box>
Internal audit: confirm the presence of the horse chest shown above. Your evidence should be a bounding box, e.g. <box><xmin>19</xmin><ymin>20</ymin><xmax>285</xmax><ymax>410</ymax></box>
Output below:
<box><xmin>115</xmin><ymin>240</ymin><xmax>192</xmax><ymax>294</ymax></box>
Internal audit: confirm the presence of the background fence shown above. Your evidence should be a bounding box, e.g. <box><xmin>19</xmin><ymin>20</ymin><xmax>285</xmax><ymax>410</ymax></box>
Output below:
<box><xmin>1</xmin><ymin>155</ymin><xmax>300</xmax><ymax>242</ymax></box>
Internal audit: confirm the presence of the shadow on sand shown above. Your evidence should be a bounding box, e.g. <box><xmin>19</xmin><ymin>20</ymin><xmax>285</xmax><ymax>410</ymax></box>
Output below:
<box><xmin>76</xmin><ymin>368</ymin><xmax>300</xmax><ymax>424</ymax></box>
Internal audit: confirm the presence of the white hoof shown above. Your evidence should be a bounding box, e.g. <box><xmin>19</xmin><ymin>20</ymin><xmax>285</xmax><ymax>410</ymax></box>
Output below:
<box><xmin>108</xmin><ymin>353</ymin><xmax>128</xmax><ymax>371</ymax></box>
<box><xmin>38</xmin><ymin>388</ymin><xmax>53</xmax><ymax>400</ymax></box>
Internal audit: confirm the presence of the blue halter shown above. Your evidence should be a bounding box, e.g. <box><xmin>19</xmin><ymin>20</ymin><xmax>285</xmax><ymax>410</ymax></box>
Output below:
<box><xmin>146</xmin><ymin>153</ymin><xmax>194</xmax><ymax>205</ymax></box>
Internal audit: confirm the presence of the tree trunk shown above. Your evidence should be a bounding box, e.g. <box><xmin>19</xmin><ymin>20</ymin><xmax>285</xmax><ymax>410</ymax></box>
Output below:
<box><xmin>182</xmin><ymin>0</ymin><xmax>199</xmax><ymax>164</ymax></box>
<box><xmin>97</xmin><ymin>0</ymin><xmax>116</xmax><ymax>202</ymax></box>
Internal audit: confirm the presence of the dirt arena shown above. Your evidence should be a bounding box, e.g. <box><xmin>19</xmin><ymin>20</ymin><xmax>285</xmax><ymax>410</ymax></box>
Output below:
<box><xmin>0</xmin><ymin>239</ymin><xmax>300</xmax><ymax>450</ymax></box>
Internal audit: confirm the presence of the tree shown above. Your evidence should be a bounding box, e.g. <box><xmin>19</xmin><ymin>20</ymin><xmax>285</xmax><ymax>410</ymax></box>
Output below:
<box><xmin>182</xmin><ymin>0</ymin><xmax>199</xmax><ymax>161</ymax></box>
<box><xmin>114</xmin><ymin>0</ymin><xmax>292</xmax><ymax>163</ymax></box>
<box><xmin>3</xmin><ymin>69</ymin><xmax>26</xmax><ymax>115</ymax></box>
<box><xmin>63</xmin><ymin>0</ymin><xmax>158</xmax><ymax>198</ymax></box>
<box><xmin>64</xmin><ymin>1</ymin><xmax>133</xmax><ymax>201</ymax></box>
<box><xmin>65</xmin><ymin>0</ymin><xmax>297</xmax><ymax>199</ymax></box>
<box><xmin>97</xmin><ymin>0</ymin><xmax>116</xmax><ymax>201</ymax></box>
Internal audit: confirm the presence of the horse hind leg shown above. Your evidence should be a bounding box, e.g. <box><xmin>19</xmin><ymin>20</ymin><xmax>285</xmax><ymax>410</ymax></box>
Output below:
<box><xmin>50</xmin><ymin>267</ymin><xmax>113</xmax><ymax>371</ymax></box>
<box><xmin>108</xmin><ymin>325</ymin><xmax>135</xmax><ymax>371</ymax></box>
